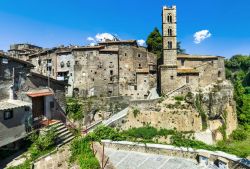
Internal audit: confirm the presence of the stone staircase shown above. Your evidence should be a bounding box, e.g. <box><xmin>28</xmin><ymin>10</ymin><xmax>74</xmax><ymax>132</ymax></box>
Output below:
<box><xmin>49</xmin><ymin>121</ymin><xmax>75</xmax><ymax>147</ymax></box>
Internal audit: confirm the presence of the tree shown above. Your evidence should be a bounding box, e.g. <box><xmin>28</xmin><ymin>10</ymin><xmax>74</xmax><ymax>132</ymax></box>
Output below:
<box><xmin>146</xmin><ymin>27</ymin><xmax>162</xmax><ymax>58</ymax></box>
<box><xmin>177</xmin><ymin>41</ymin><xmax>186</xmax><ymax>54</ymax></box>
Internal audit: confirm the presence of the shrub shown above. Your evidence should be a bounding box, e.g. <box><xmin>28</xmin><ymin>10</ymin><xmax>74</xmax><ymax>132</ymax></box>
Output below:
<box><xmin>132</xmin><ymin>109</ymin><xmax>140</xmax><ymax>118</ymax></box>
<box><xmin>70</xmin><ymin>138</ymin><xmax>100</xmax><ymax>169</ymax></box>
<box><xmin>123</xmin><ymin>126</ymin><xmax>158</xmax><ymax>140</ymax></box>
<box><xmin>231</xmin><ymin>129</ymin><xmax>247</xmax><ymax>141</ymax></box>
<box><xmin>174</xmin><ymin>96</ymin><xmax>184</xmax><ymax>101</ymax></box>
<box><xmin>66</xmin><ymin>100</ymin><xmax>84</xmax><ymax>121</ymax></box>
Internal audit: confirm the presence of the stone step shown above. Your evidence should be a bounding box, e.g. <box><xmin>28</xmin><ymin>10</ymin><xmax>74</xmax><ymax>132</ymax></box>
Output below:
<box><xmin>56</xmin><ymin>127</ymin><xmax>68</xmax><ymax>135</ymax></box>
<box><xmin>57</xmin><ymin>130</ymin><xmax>71</xmax><ymax>139</ymax></box>
<box><xmin>58</xmin><ymin>135</ymin><xmax>75</xmax><ymax>147</ymax></box>
<box><xmin>55</xmin><ymin>124</ymin><xmax>66</xmax><ymax>131</ymax></box>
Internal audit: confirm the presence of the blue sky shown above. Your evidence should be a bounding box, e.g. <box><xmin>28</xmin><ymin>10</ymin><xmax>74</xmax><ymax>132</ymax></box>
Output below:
<box><xmin>0</xmin><ymin>0</ymin><xmax>249</xmax><ymax>58</ymax></box>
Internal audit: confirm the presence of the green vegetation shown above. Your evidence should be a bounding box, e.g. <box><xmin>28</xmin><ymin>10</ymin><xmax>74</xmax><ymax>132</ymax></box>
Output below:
<box><xmin>221</xmin><ymin>54</ymin><xmax>250</xmax><ymax>157</ymax></box>
<box><xmin>132</xmin><ymin>108</ymin><xmax>140</xmax><ymax>118</ymax></box>
<box><xmin>146</xmin><ymin>27</ymin><xmax>162</xmax><ymax>58</ymax></box>
<box><xmin>8</xmin><ymin>127</ymin><xmax>57</xmax><ymax>169</ymax></box>
<box><xmin>84</xmin><ymin>126</ymin><xmax>249</xmax><ymax>157</ymax></box>
<box><xmin>194</xmin><ymin>93</ymin><xmax>207</xmax><ymax>130</ymax></box>
<box><xmin>146</xmin><ymin>27</ymin><xmax>185</xmax><ymax>59</ymax></box>
<box><xmin>66</xmin><ymin>98</ymin><xmax>84</xmax><ymax>121</ymax></box>
<box><xmin>174</xmin><ymin>96</ymin><xmax>184</xmax><ymax>101</ymax></box>
<box><xmin>70</xmin><ymin>138</ymin><xmax>100</xmax><ymax>169</ymax></box>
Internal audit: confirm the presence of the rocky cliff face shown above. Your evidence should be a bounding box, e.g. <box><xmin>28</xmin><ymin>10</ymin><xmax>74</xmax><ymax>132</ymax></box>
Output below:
<box><xmin>119</xmin><ymin>80</ymin><xmax>237</xmax><ymax>144</ymax></box>
<box><xmin>189</xmin><ymin>80</ymin><xmax>238</xmax><ymax>141</ymax></box>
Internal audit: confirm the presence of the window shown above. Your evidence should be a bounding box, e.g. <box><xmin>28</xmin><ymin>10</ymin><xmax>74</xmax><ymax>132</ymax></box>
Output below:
<box><xmin>186</xmin><ymin>76</ymin><xmax>189</xmax><ymax>83</ymax></box>
<box><xmin>138</xmin><ymin>54</ymin><xmax>141</xmax><ymax>58</ymax></box>
<box><xmin>170</xmin><ymin>76</ymin><xmax>174</xmax><ymax>80</ymax></box>
<box><xmin>110</xmin><ymin>77</ymin><xmax>113</xmax><ymax>81</ymax></box>
<box><xmin>218</xmin><ymin>71</ymin><xmax>221</xmax><ymax>78</ymax></box>
<box><xmin>138</xmin><ymin>64</ymin><xmax>142</xmax><ymax>68</ymax></box>
<box><xmin>167</xmin><ymin>14</ymin><xmax>172</xmax><ymax>23</ymax></box>
<box><xmin>168</xmin><ymin>41</ymin><xmax>172</xmax><ymax>49</ymax></box>
<box><xmin>50</xmin><ymin>101</ymin><xmax>54</xmax><ymax>109</ymax></box>
<box><xmin>25</xmin><ymin>107</ymin><xmax>30</xmax><ymax>111</ymax></box>
<box><xmin>110</xmin><ymin>70</ymin><xmax>113</xmax><ymax>75</ymax></box>
<box><xmin>67</xmin><ymin>61</ymin><xmax>70</xmax><ymax>67</ymax></box>
<box><xmin>181</xmin><ymin>59</ymin><xmax>185</xmax><ymax>66</ymax></box>
<box><xmin>60</xmin><ymin>61</ymin><xmax>65</xmax><ymax>68</ymax></box>
<box><xmin>4</xmin><ymin>110</ymin><xmax>13</xmax><ymax>120</ymax></box>
<box><xmin>168</xmin><ymin>28</ymin><xmax>172</xmax><ymax>36</ymax></box>
<box><xmin>75</xmin><ymin>61</ymin><xmax>79</xmax><ymax>65</ymax></box>
<box><xmin>125</xmin><ymin>53</ymin><xmax>127</xmax><ymax>56</ymax></box>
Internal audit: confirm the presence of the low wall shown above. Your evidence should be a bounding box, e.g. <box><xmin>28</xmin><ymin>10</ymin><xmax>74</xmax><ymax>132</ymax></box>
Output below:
<box><xmin>101</xmin><ymin>140</ymin><xmax>249</xmax><ymax>169</ymax></box>
<box><xmin>130</xmin><ymin>98</ymin><xmax>160</xmax><ymax>110</ymax></box>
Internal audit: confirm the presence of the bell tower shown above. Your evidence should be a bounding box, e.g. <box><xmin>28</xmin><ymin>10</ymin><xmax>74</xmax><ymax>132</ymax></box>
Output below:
<box><xmin>162</xmin><ymin>5</ymin><xmax>177</xmax><ymax>65</ymax></box>
<box><xmin>159</xmin><ymin>5</ymin><xmax>178</xmax><ymax>95</ymax></box>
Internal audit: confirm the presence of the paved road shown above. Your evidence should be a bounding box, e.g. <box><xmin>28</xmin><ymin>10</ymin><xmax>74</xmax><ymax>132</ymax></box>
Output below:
<box><xmin>105</xmin><ymin>148</ymin><xmax>218</xmax><ymax>169</ymax></box>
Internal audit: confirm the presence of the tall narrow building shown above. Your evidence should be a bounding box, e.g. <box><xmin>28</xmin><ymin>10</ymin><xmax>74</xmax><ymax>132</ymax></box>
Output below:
<box><xmin>160</xmin><ymin>5</ymin><xmax>178</xmax><ymax>94</ymax></box>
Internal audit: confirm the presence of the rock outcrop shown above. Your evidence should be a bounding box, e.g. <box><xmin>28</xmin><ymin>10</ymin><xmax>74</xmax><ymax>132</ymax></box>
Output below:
<box><xmin>119</xmin><ymin>80</ymin><xmax>237</xmax><ymax>144</ymax></box>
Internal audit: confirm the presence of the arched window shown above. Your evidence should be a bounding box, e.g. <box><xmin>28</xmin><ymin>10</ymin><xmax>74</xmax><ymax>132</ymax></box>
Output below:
<box><xmin>167</xmin><ymin>14</ymin><xmax>172</xmax><ymax>23</ymax></box>
<box><xmin>167</xmin><ymin>41</ymin><xmax>172</xmax><ymax>49</ymax></box>
<box><xmin>168</xmin><ymin>28</ymin><xmax>172</xmax><ymax>36</ymax></box>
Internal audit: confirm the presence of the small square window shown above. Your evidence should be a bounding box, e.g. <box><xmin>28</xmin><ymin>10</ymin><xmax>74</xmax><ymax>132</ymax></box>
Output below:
<box><xmin>138</xmin><ymin>54</ymin><xmax>141</xmax><ymax>57</ymax></box>
<box><xmin>25</xmin><ymin>107</ymin><xmax>30</xmax><ymax>111</ymax></box>
<box><xmin>171</xmin><ymin>76</ymin><xmax>174</xmax><ymax>80</ymax></box>
<box><xmin>50</xmin><ymin>101</ymin><xmax>54</xmax><ymax>109</ymax></box>
<box><xmin>4</xmin><ymin>110</ymin><xmax>13</xmax><ymax>120</ymax></box>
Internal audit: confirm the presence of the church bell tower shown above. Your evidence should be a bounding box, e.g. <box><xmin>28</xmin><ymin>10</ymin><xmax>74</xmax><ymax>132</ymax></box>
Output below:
<box><xmin>160</xmin><ymin>4</ymin><xmax>178</xmax><ymax>95</ymax></box>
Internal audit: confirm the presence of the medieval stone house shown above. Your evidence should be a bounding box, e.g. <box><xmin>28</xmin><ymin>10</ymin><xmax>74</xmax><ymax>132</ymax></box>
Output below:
<box><xmin>25</xmin><ymin>41</ymin><xmax>157</xmax><ymax>99</ymax></box>
<box><xmin>0</xmin><ymin>54</ymin><xmax>68</xmax><ymax>148</ymax></box>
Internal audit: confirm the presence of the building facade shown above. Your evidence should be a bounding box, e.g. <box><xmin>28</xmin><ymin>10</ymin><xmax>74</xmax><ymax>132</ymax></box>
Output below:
<box><xmin>160</xmin><ymin>5</ymin><xmax>225</xmax><ymax>95</ymax></box>
<box><xmin>25</xmin><ymin>41</ymin><xmax>157</xmax><ymax>99</ymax></box>
<box><xmin>0</xmin><ymin>54</ymin><xmax>68</xmax><ymax>148</ymax></box>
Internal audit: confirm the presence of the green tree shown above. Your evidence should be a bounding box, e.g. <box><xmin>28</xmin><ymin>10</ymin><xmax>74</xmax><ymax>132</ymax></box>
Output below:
<box><xmin>146</xmin><ymin>27</ymin><xmax>162</xmax><ymax>58</ymax></box>
<box><xmin>177</xmin><ymin>41</ymin><xmax>186</xmax><ymax>54</ymax></box>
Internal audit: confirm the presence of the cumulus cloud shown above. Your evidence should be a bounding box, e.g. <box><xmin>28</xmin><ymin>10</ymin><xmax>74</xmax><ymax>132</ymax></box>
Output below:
<box><xmin>193</xmin><ymin>30</ymin><xmax>211</xmax><ymax>44</ymax></box>
<box><xmin>86</xmin><ymin>33</ymin><xmax>116</xmax><ymax>45</ymax></box>
<box><xmin>137</xmin><ymin>39</ymin><xmax>145</xmax><ymax>46</ymax></box>
<box><xmin>95</xmin><ymin>33</ymin><xmax>115</xmax><ymax>42</ymax></box>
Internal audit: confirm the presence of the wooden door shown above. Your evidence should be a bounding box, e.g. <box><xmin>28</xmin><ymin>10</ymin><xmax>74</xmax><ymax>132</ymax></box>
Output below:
<box><xmin>32</xmin><ymin>97</ymin><xmax>44</xmax><ymax>118</ymax></box>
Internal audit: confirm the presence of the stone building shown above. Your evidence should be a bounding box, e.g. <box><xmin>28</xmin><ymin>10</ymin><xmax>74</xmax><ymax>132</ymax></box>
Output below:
<box><xmin>25</xmin><ymin>41</ymin><xmax>157</xmax><ymax>99</ymax></box>
<box><xmin>159</xmin><ymin>5</ymin><xmax>225</xmax><ymax>95</ymax></box>
<box><xmin>0</xmin><ymin>54</ymin><xmax>68</xmax><ymax>148</ymax></box>
<box><xmin>8</xmin><ymin>43</ymin><xmax>42</xmax><ymax>61</ymax></box>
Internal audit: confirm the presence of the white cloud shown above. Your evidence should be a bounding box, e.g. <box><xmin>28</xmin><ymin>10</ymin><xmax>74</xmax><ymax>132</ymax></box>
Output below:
<box><xmin>95</xmin><ymin>33</ymin><xmax>115</xmax><ymax>42</ymax></box>
<box><xmin>87</xmin><ymin>37</ymin><xmax>95</xmax><ymax>41</ymax></box>
<box><xmin>194</xmin><ymin>30</ymin><xmax>211</xmax><ymax>44</ymax></box>
<box><xmin>137</xmin><ymin>39</ymin><xmax>145</xmax><ymax>46</ymax></box>
<box><xmin>89</xmin><ymin>43</ymin><xmax>96</xmax><ymax>46</ymax></box>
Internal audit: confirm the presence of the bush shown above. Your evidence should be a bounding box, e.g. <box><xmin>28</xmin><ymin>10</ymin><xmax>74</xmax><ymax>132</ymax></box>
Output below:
<box><xmin>66</xmin><ymin>100</ymin><xmax>84</xmax><ymax>121</ymax></box>
<box><xmin>132</xmin><ymin>109</ymin><xmax>140</xmax><ymax>118</ymax></box>
<box><xmin>231</xmin><ymin>129</ymin><xmax>247</xmax><ymax>141</ymax></box>
<box><xmin>123</xmin><ymin>126</ymin><xmax>158</xmax><ymax>140</ymax></box>
<box><xmin>174</xmin><ymin>96</ymin><xmax>184</xmax><ymax>101</ymax></box>
<box><xmin>70</xmin><ymin>138</ymin><xmax>100</xmax><ymax>169</ymax></box>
